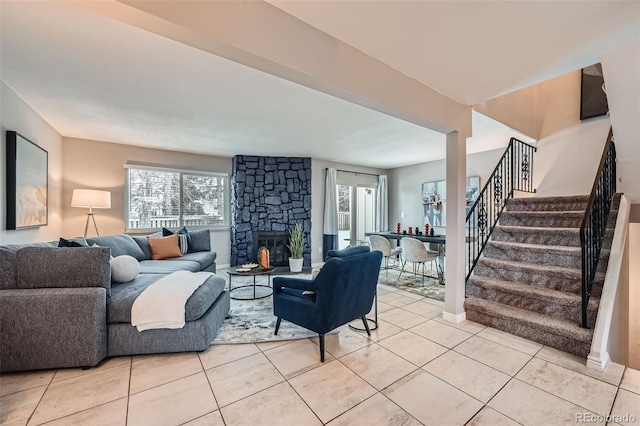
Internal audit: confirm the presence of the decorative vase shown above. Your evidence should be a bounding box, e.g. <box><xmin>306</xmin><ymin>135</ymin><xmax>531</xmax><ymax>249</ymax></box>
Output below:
<box><xmin>289</xmin><ymin>257</ymin><xmax>303</xmax><ymax>273</ymax></box>
<box><xmin>396</xmin><ymin>222</ymin><xmax>401</xmax><ymax>233</ymax></box>
<box><xmin>425</xmin><ymin>224</ymin><xmax>430</xmax><ymax>235</ymax></box>
<box><xmin>257</xmin><ymin>246</ymin><xmax>270</xmax><ymax>270</ymax></box>
<box><xmin>408</xmin><ymin>227</ymin><xmax>413</xmax><ymax>235</ymax></box>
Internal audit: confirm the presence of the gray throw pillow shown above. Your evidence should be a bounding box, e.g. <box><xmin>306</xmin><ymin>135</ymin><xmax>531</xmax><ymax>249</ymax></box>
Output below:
<box><xmin>86</xmin><ymin>234</ymin><xmax>146</xmax><ymax>261</ymax></box>
<box><xmin>189</xmin><ymin>229</ymin><xmax>211</xmax><ymax>252</ymax></box>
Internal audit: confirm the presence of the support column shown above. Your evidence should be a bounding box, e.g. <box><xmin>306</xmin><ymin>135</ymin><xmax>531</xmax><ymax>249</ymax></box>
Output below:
<box><xmin>444</xmin><ymin>131</ymin><xmax>467</xmax><ymax>323</ymax></box>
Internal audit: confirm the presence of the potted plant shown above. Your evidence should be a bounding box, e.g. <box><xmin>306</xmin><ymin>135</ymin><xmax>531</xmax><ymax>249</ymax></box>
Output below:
<box><xmin>287</xmin><ymin>223</ymin><xmax>305</xmax><ymax>272</ymax></box>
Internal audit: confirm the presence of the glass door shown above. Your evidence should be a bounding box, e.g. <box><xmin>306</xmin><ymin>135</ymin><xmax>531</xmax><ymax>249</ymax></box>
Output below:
<box><xmin>336</xmin><ymin>184</ymin><xmax>376</xmax><ymax>249</ymax></box>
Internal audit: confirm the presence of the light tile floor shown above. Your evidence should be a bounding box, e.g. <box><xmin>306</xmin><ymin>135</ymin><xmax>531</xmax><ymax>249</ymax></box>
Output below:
<box><xmin>1</xmin><ymin>283</ymin><xmax>639</xmax><ymax>426</ymax></box>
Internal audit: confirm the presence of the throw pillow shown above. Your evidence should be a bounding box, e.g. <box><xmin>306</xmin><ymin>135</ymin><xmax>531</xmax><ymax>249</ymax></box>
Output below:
<box><xmin>57</xmin><ymin>237</ymin><xmax>89</xmax><ymax>247</ymax></box>
<box><xmin>148</xmin><ymin>234</ymin><xmax>183</xmax><ymax>260</ymax></box>
<box><xmin>110</xmin><ymin>255</ymin><xmax>139</xmax><ymax>283</ymax></box>
<box><xmin>162</xmin><ymin>227</ymin><xmax>193</xmax><ymax>254</ymax></box>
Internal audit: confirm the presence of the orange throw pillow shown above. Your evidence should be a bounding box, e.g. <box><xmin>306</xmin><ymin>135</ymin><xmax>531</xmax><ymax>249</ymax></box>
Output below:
<box><xmin>147</xmin><ymin>234</ymin><xmax>183</xmax><ymax>260</ymax></box>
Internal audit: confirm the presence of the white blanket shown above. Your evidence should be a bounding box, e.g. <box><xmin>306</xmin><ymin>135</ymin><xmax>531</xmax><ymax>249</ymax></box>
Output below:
<box><xmin>131</xmin><ymin>270</ymin><xmax>213</xmax><ymax>331</ymax></box>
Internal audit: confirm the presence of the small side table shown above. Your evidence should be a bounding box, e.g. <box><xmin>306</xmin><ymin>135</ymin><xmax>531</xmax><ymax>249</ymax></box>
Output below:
<box><xmin>227</xmin><ymin>266</ymin><xmax>275</xmax><ymax>300</ymax></box>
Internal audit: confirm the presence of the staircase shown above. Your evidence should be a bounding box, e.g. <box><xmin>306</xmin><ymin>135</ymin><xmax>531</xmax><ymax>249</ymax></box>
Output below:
<box><xmin>464</xmin><ymin>194</ymin><xmax>620</xmax><ymax>358</ymax></box>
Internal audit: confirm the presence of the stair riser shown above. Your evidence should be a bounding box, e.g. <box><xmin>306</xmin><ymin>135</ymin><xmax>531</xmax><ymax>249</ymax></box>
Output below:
<box><xmin>506</xmin><ymin>201</ymin><xmax>588</xmax><ymax>212</ymax></box>
<box><xmin>465</xmin><ymin>308</ymin><xmax>591</xmax><ymax>358</ymax></box>
<box><xmin>491</xmin><ymin>228</ymin><xmax>581</xmax><ymax>246</ymax></box>
<box><xmin>466</xmin><ymin>285</ymin><xmax>597</xmax><ymax>327</ymax></box>
<box><xmin>473</xmin><ymin>261</ymin><xmax>604</xmax><ymax>297</ymax></box>
<box><xmin>483</xmin><ymin>245</ymin><xmax>580</xmax><ymax>268</ymax></box>
<box><xmin>499</xmin><ymin>214</ymin><xmax>583</xmax><ymax>228</ymax></box>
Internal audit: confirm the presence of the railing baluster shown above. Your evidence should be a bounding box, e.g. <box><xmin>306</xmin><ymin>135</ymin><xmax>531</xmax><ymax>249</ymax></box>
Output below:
<box><xmin>465</xmin><ymin>138</ymin><xmax>537</xmax><ymax>283</ymax></box>
<box><xmin>580</xmin><ymin>128</ymin><xmax>615</xmax><ymax>328</ymax></box>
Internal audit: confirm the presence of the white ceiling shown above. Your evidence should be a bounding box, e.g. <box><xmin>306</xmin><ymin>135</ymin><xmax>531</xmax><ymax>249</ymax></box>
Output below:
<box><xmin>1</xmin><ymin>1</ymin><xmax>635</xmax><ymax>169</ymax></box>
<box><xmin>270</xmin><ymin>0</ymin><xmax>640</xmax><ymax>105</ymax></box>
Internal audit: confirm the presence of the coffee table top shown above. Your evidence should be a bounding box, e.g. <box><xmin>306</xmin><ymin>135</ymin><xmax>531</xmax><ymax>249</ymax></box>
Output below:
<box><xmin>227</xmin><ymin>266</ymin><xmax>275</xmax><ymax>276</ymax></box>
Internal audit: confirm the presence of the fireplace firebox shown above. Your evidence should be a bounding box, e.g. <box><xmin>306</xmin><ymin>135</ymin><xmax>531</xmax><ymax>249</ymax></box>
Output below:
<box><xmin>252</xmin><ymin>231</ymin><xmax>291</xmax><ymax>267</ymax></box>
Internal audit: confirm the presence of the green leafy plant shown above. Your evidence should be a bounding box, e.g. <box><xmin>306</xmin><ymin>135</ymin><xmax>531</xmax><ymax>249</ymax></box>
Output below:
<box><xmin>287</xmin><ymin>223</ymin><xmax>305</xmax><ymax>259</ymax></box>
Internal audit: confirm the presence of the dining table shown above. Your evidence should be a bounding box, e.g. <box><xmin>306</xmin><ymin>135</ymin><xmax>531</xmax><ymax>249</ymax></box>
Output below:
<box><xmin>365</xmin><ymin>232</ymin><xmax>446</xmax><ymax>284</ymax></box>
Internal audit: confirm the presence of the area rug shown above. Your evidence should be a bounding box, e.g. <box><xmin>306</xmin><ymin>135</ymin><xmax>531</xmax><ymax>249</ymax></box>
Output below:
<box><xmin>211</xmin><ymin>272</ymin><xmax>328</xmax><ymax>344</ymax></box>
<box><xmin>377</xmin><ymin>267</ymin><xmax>445</xmax><ymax>301</ymax></box>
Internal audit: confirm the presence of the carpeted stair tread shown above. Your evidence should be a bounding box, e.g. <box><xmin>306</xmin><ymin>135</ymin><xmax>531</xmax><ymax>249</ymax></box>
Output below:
<box><xmin>487</xmin><ymin>240</ymin><xmax>581</xmax><ymax>254</ymax></box>
<box><xmin>492</xmin><ymin>225</ymin><xmax>581</xmax><ymax>246</ymax></box>
<box><xmin>464</xmin><ymin>297</ymin><xmax>594</xmax><ymax>343</ymax></box>
<box><xmin>506</xmin><ymin>195</ymin><xmax>589</xmax><ymax>212</ymax></box>
<box><xmin>499</xmin><ymin>210</ymin><xmax>584</xmax><ymax>228</ymax></box>
<box><xmin>467</xmin><ymin>276</ymin><xmax>600</xmax><ymax>309</ymax></box>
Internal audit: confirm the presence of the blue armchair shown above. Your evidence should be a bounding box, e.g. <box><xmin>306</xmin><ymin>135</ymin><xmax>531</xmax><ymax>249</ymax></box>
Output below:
<box><xmin>273</xmin><ymin>246</ymin><xmax>383</xmax><ymax>361</ymax></box>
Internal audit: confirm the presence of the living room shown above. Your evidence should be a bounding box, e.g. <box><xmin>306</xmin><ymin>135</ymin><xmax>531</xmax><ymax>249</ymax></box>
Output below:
<box><xmin>2</xmin><ymin>1</ymin><xmax>640</xmax><ymax>425</ymax></box>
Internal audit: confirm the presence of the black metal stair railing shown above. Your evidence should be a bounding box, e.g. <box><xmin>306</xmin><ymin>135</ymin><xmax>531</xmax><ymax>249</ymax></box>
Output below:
<box><xmin>580</xmin><ymin>128</ymin><xmax>616</xmax><ymax>328</ymax></box>
<box><xmin>466</xmin><ymin>138</ymin><xmax>537</xmax><ymax>281</ymax></box>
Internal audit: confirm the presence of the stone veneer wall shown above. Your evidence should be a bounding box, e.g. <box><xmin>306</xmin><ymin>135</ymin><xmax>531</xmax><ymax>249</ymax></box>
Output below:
<box><xmin>231</xmin><ymin>155</ymin><xmax>312</xmax><ymax>266</ymax></box>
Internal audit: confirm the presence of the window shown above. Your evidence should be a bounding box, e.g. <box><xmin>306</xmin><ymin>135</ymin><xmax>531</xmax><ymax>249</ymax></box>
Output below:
<box><xmin>124</xmin><ymin>165</ymin><xmax>228</xmax><ymax>231</ymax></box>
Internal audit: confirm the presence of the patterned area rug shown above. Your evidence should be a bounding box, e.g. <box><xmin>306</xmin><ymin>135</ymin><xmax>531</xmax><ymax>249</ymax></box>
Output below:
<box><xmin>377</xmin><ymin>267</ymin><xmax>445</xmax><ymax>302</ymax></box>
<box><xmin>211</xmin><ymin>272</ymin><xmax>325</xmax><ymax>344</ymax></box>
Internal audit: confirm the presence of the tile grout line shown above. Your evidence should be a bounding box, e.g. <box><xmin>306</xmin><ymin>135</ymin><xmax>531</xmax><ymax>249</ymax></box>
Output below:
<box><xmin>196</xmin><ymin>352</ymin><xmax>225</xmax><ymax>425</ymax></box>
<box><xmin>24</xmin><ymin>369</ymin><xmax>55</xmax><ymax>426</ymax></box>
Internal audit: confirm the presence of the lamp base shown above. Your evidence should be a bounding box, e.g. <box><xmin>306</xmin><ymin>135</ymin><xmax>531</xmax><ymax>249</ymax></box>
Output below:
<box><xmin>83</xmin><ymin>212</ymin><xmax>100</xmax><ymax>238</ymax></box>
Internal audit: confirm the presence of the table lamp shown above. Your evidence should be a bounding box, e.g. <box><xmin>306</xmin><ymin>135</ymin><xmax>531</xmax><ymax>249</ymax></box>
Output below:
<box><xmin>71</xmin><ymin>189</ymin><xmax>111</xmax><ymax>238</ymax></box>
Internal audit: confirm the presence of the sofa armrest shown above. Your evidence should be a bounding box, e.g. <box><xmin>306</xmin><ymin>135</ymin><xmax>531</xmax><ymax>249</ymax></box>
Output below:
<box><xmin>0</xmin><ymin>287</ymin><xmax>108</xmax><ymax>372</ymax></box>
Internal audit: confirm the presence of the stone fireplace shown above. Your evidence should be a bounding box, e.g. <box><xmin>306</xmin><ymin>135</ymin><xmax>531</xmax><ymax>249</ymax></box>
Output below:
<box><xmin>230</xmin><ymin>155</ymin><xmax>311</xmax><ymax>266</ymax></box>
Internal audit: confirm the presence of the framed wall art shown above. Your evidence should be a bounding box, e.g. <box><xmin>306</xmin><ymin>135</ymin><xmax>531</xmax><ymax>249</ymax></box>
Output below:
<box><xmin>6</xmin><ymin>130</ymin><xmax>48</xmax><ymax>229</ymax></box>
<box><xmin>421</xmin><ymin>176</ymin><xmax>480</xmax><ymax>227</ymax></box>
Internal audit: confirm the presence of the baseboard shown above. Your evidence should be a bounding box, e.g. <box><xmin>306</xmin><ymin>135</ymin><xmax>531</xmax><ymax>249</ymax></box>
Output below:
<box><xmin>586</xmin><ymin>350</ymin><xmax>610</xmax><ymax>371</ymax></box>
<box><xmin>442</xmin><ymin>311</ymin><xmax>466</xmax><ymax>323</ymax></box>
<box><xmin>217</xmin><ymin>264</ymin><xmax>230</xmax><ymax>271</ymax></box>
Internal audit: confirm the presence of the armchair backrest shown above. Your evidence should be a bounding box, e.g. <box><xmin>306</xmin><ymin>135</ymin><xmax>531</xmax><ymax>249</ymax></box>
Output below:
<box><xmin>325</xmin><ymin>245</ymin><xmax>369</xmax><ymax>260</ymax></box>
<box><xmin>314</xmin><ymin>250</ymin><xmax>383</xmax><ymax>330</ymax></box>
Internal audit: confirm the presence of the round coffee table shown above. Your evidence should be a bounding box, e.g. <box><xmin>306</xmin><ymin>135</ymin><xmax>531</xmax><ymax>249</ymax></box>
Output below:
<box><xmin>227</xmin><ymin>266</ymin><xmax>275</xmax><ymax>300</ymax></box>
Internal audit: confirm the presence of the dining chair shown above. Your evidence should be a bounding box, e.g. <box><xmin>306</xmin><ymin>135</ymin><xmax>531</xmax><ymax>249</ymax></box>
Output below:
<box><xmin>399</xmin><ymin>237</ymin><xmax>439</xmax><ymax>284</ymax></box>
<box><xmin>369</xmin><ymin>235</ymin><xmax>401</xmax><ymax>276</ymax></box>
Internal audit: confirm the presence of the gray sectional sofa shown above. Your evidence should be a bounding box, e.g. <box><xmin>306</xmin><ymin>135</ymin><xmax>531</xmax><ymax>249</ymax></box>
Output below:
<box><xmin>0</xmin><ymin>230</ymin><xmax>230</xmax><ymax>372</ymax></box>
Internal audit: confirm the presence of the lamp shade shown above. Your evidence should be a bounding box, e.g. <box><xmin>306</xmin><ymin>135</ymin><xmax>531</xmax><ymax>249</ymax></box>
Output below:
<box><xmin>71</xmin><ymin>189</ymin><xmax>111</xmax><ymax>209</ymax></box>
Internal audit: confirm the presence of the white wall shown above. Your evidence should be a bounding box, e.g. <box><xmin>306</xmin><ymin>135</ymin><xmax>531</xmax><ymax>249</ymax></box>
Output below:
<box><xmin>603</xmin><ymin>43</ymin><xmax>640</xmax><ymax>203</ymax></box>
<box><xmin>533</xmin><ymin>117</ymin><xmax>611</xmax><ymax>197</ymax></box>
<box><xmin>387</xmin><ymin>148</ymin><xmax>504</xmax><ymax>235</ymax></box>
<box><xmin>310</xmin><ymin>159</ymin><xmax>385</xmax><ymax>264</ymax></box>
<box><xmin>0</xmin><ymin>81</ymin><xmax>63</xmax><ymax>245</ymax></box>
<box><xmin>62</xmin><ymin>137</ymin><xmax>233</xmax><ymax>265</ymax></box>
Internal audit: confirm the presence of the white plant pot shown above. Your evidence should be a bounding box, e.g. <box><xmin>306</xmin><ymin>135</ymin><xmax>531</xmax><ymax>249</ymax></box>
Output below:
<box><xmin>289</xmin><ymin>257</ymin><xmax>304</xmax><ymax>273</ymax></box>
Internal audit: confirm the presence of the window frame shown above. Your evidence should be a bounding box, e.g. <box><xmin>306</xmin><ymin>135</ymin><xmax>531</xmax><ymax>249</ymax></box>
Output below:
<box><xmin>124</xmin><ymin>163</ymin><xmax>230</xmax><ymax>233</ymax></box>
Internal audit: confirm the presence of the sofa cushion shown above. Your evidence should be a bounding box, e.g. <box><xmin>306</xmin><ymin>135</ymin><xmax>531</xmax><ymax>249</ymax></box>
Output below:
<box><xmin>16</xmin><ymin>247</ymin><xmax>112</xmax><ymax>296</ymax></box>
<box><xmin>163</xmin><ymin>227</ymin><xmax>193</xmax><ymax>254</ymax></box>
<box><xmin>147</xmin><ymin>234</ymin><xmax>183</xmax><ymax>260</ymax></box>
<box><xmin>173</xmin><ymin>251</ymin><xmax>217</xmax><ymax>270</ymax></box>
<box><xmin>131</xmin><ymin>232</ymin><xmax>161</xmax><ymax>260</ymax></box>
<box><xmin>1</xmin><ymin>241</ymin><xmax>57</xmax><ymax>254</ymax></box>
<box><xmin>87</xmin><ymin>235</ymin><xmax>146</xmax><ymax>261</ymax></box>
<box><xmin>138</xmin><ymin>260</ymin><xmax>202</xmax><ymax>274</ymax></box>
<box><xmin>58</xmin><ymin>237</ymin><xmax>89</xmax><ymax>247</ymax></box>
<box><xmin>0</xmin><ymin>249</ymin><xmax>18</xmax><ymax>290</ymax></box>
<box><xmin>108</xmin><ymin>273</ymin><xmax>226</xmax><ymax>323</ymax></box>
<box><xmin>189</xmin><ymin>229</ymin><xmax>211</xmax><ymax>252</ymax></box>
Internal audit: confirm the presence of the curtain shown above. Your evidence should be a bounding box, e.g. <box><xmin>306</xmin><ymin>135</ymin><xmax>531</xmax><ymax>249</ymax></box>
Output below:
<box><xmin>323</xmin><ymin>168</ymin><xmax>338</xmax><ymax>259</ymax></box>
<box><xmin>375</xmin><ymin>174</ymin><xmax>388</xmax><ymax>232</ymax></box>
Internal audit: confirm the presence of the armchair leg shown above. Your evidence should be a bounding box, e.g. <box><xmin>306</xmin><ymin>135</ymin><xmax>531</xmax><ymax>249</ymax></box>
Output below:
<box><xmin>319</xmin><ymin>334</ymin><xmax>325</xmax><ymax>362</ymax></box>
<box><xmin>397</xmin><ymin>259</ymin><xmax>406</xmax><ymax>281</ymax></box>
<box><xmin>274</xmin><ymin>317</ymin><xmax>281</xmax><ymax>335</ymax></box>
<box><xmin>361</xmin><ymin>316</ymin><xmax>371</xmax><ymax>336</ymax></box>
